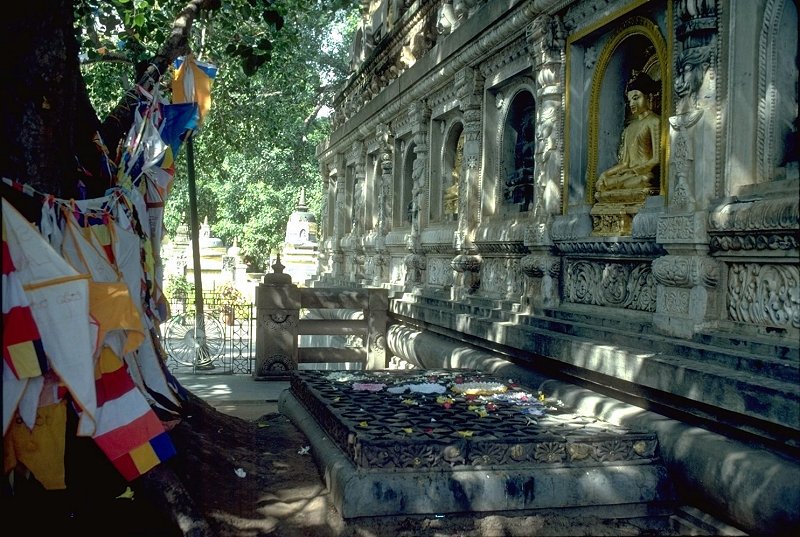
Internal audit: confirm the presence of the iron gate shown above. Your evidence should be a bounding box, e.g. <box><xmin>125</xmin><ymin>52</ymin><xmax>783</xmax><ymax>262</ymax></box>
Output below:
<box><xmin>162</xmin><ymin>292</ymin><xmax>255</xmax><ymax>374</ymax></box>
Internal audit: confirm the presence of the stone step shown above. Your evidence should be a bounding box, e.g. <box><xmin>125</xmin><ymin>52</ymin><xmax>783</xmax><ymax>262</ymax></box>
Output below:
<box><xmin>524</xmin><ymin>308</ymin><xmax>799</xmax><ymax>385</ymax></box>
<box><xmin>389</xmin><ymin>296</ymin><xmax>800</xmax><ymax>446</ymax></box>
<box><xmin>669</xmin><ymin>506</ymin><xmax>748</xmax><ymax>536</ymax></box>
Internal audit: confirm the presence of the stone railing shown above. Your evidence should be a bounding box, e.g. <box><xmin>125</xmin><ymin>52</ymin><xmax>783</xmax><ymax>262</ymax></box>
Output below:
<box><xmin>254</xmin><ymin>266</ymin><xmax>388</xmax><ymax>378</ymax></box>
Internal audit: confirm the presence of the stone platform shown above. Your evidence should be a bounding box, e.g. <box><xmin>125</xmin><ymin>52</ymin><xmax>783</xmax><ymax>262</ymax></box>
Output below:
<box><xmin>278</xmin><ymin>369</ymin><xmax>676</xmax><ymax>519</ymax></box>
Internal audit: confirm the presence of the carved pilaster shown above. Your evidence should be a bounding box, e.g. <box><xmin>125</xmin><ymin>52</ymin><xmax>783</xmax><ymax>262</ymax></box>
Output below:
<box><xmin>451</xmin><ymin>67</ymin><xmax>484</xmax><ymax>298</ymax></box>
<box><xmin>451</xmin><ymin>253</ymin><xmax>482</xmax><ymax>298</ymax></box>
<box><xmin>651</xmin><ymin>253</ymin><xmax>720</xmax><ymax>338</ymax></box>
<box><xmin>650</xmin><ymin>0</ymin><xmax>721</xmax><ymax>338</ymax></box>
<box><xmin>372</xmin><ymin>123</ymin><xmax>394</xmax><ymax>286</ymax></box>
<box><xmin>522</xmin><ymin>14</ymin><xmax>566</xmax><ymax>312</ymax></box>
<box><xmin>520</xmin><ymin>254</ymin><xmax>561</xmax><ymax>312</ymax></box>
<box><xmin>408</xmin><ymin>101</ymin><xmax>431</xmax><ymax>288</ymax></box>
<box><xmin>331</xmin><ymin>154</ymin><xmax>345</xmax><ymax>281</ymax></box>
<box><xmin>454</xmin><ymin>66</ymin><xmax>484</xmax><ymax>251</ymax></box>
<box><xmin>528</xmin><ymin>14</ymin><xmax>566</xmax><ymax>223</ymax></box>
<box><xmin>670</xmin><ymin>0</ymin><xmax>718</xmax><ymax>208</ymax></box>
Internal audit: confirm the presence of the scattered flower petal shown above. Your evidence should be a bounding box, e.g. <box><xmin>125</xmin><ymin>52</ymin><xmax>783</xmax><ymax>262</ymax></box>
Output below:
<box><xmin>352</xmin><ymin>382</ymin><xmax>386</xmax><ymax>392</ymax></box>
<box><xmin>298</xmin><ymin>446</ymin><xmax>310</xmax><ymax>455</ymax></box>
<box><xmin>235</xmin><ymin>468</ymin><xmax>246</xmax><ymax>478</ymax></box>
<box><xmin>359</xmin><ymin>421</ymin><xmax>369</xmax><ymax>428</ymax></box>
<box><xmin>457</xmin><ymin>430</ymin><xmax>474</xmax><ymax>437</ymax></box>
<box><xmin>402</xmin><ymin>427</ymin><xmax>413</xmax><ymax>434</ymax></box>
<box><xmin>116</xmin><ymin>487</ymin><xmax>135</xmax><ymax>500</ymax></box>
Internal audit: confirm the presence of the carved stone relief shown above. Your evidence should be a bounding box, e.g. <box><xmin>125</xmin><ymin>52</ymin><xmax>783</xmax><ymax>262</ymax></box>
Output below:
<box><xmin>520</xmin><ymin>255</ymin><xmax>561</xmax><ymax>279</ymax></box>
<box><xmin>727</xmin><ymin>263</ymin><xmax>800</xmax><ymax>329</ymax></box>
<box><xmin>708</xmin><ymin>194</ymin><xmax>800</xmax><ymax>253</ymax></box>
<box><xmin>479</xmin><ymin>257</ymin><xmax>524</xmax><ymax>300</ymax></box>
<box><xmin>661</xmin><ymin>287</ymin><xmax>691</xmax><ymax>315</ymax></box>
<box><xmin>652</xmin><ymin>255</ymin><xmax>719</xmax><ymax>289</ymax></box>
<box><xmin>564</xmin><ymin>260</ymin><xmax>657</xmax><ymax>312</ymax></box>
<box><xmin>426</xmin><ymin>256</ymin><xmax>455</xmax><ymax>287</ymax></box>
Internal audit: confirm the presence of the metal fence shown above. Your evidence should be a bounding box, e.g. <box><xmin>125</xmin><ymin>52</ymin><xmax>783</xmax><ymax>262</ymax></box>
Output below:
<box><xmin>162</xmin><ymin>292</ymin><xmax>255</xmax><ymax>374</ymax></box>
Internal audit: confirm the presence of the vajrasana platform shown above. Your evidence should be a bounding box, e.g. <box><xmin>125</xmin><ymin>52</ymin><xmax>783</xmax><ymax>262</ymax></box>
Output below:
<box><xmin>278</xmin><ymin>369</ymin><xmax>675</xmax><ymax>519</ymax></box>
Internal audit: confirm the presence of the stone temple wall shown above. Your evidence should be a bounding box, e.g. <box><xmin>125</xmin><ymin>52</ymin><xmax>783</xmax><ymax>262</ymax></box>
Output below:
<box><xmin>314</xmin><ymin>1</ymin><xmax>799</xmax><ymax>529</ymax></box>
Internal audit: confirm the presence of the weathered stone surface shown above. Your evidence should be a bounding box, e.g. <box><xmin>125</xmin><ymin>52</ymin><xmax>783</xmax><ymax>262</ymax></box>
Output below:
<box><xmin>281</xmin><ymin>369</ymin><xmax>674</xmax><ymax>518</ymax></box>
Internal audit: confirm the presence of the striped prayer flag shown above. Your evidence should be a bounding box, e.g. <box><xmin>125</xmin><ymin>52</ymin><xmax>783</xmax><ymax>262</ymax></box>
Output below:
<box><xmin>2</xmin><ymin>224</ymin><xmax>48</xmax><ymax>379</ymax></box>
<box><xmin>91</xmin><ymin>347</ymin><xmax>176</xmax><ymax>480</ymax></box>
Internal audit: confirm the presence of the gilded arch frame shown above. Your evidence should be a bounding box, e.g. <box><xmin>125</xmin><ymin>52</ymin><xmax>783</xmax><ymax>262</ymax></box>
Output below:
<box><xmin>586</xmin><ymin>16</ymin><xmax>670</xmax><ymax>205</ymax></box>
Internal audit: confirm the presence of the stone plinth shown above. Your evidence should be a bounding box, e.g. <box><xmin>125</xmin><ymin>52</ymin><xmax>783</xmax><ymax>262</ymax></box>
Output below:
<box><xmin>280</xmin><ymin>369</ymin><xmax>675</xmax><ymax>519</ymax></box>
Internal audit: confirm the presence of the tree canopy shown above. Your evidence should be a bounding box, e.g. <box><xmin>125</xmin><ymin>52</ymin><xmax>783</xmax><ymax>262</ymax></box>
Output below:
<box><xmin>1</xmin><ymin>1</ymin><xmax>358</xmax><ymax>531</ymax></box>
<box><xmin>3</xmin><ymin>0</ymin><xmax>359</xmax><ymax>269</ymax></box>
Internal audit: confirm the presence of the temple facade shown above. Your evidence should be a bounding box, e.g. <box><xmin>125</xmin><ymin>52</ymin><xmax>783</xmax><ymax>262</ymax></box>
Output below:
<box><xmin>312</xmin><ymin>1</ymin><xmax>799</xmax><ymax>532</ymax></box>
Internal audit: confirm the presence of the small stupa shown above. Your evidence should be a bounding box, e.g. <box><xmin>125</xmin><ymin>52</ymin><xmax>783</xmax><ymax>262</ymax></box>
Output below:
<box><xmin>281</xmin><ymin>188</ymin><xmax>319</xmax><ymax>285</ymax></box>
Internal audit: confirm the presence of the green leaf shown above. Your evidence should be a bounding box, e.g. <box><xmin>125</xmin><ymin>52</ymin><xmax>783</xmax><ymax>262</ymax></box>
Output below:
<box><xmin>262</xmin><ymin>9</ymin><xmax>283</xmax><ymax>30</ymax></box>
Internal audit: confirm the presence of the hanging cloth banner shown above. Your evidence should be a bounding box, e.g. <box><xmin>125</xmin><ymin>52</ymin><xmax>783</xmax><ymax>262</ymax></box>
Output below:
<box><xmin>172</xmin><ymin>55</ymin><xmax>217</xmax><ymax>128</ymax></box>
<box><xmin>2</xmin><ymin>198</ymin><xmax>97</xmax><ymax>437</ymax></box>
<box><xmin>2</xmin><ymin>226</ymin><xmax>48</xmax><ymax>379</ymax></box>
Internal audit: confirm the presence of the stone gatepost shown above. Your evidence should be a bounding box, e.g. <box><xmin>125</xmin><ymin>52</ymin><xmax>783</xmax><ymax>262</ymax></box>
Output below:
<box><xmin>254</xmin><ymin>256</ymin><xmax>300</xmax><ymax>378</ymax></box>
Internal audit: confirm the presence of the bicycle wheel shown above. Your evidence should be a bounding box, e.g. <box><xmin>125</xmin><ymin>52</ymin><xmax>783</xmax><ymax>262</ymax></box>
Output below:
<box><xmin>163</xmin><ymin>313</ymin><xmax>225</xmax><ymax>367</ymax></box>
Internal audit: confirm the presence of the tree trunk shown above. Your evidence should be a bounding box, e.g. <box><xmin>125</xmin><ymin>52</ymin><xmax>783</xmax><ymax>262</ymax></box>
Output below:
<box><xmin>1</xmin><ymin>1</ymin><xmax>224</xmax><ymax>534</ymax></box>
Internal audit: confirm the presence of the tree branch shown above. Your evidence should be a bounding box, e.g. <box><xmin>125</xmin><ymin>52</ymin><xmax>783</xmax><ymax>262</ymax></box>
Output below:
<box><xmin>100</xmin><ymin>0</ymin><xmax>221</xmax><ymax>156</ymax></box>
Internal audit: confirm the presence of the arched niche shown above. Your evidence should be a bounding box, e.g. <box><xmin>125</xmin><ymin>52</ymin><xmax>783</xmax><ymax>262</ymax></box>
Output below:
<box><xmin>439</xmin><ymin>122</ymin><xmax>464</xmax><ymax>222</ymax></box>
<box><xmin>586</xmin><ymin>16</ymin><xmax>669</xmax><ymax>205</ymax></box>
<box><xmin>758</xmin><ymin>0</ymin><xmax>799</xmax><ymax>183</ymax></box>
<box><xmin>499</xmin><ymin>89</ymin><xmax>536</xmax><ymax>214</ymax></box>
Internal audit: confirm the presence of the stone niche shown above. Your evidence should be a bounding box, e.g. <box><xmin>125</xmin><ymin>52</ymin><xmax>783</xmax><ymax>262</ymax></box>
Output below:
<box><xmin>473</xmin><ymin>72</ymin><xmax>539</xmax><ymax>301</ymax></box>
<box><xmin>562</xmin><ymin>5</ymin><xmax>670</xmax><ymax>238</ymax></box>
<box><xmin>552</xmin><ymin>3</ymin><xmax>671</xmax><ymax>314</ymax></box>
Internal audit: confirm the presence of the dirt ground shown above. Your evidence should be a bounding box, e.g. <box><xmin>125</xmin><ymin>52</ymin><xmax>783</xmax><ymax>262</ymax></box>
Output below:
<box><xmin>3</xmin><ymin>393</ymin><xmax>678</xmax><ymax>536</ymax></box>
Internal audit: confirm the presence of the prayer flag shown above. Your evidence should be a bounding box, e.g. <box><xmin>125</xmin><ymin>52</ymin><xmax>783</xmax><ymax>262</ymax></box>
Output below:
<box><xmin>172</xmin><ymin>55</ymin><xmax>217</xmax><ymax>127</ymax></box>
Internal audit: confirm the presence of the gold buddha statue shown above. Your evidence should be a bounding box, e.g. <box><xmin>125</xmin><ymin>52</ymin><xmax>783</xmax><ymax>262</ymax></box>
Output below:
<box><xmin>594</xmin><ymin>71</ymin><xmax>661</xmax><ymax>204</ymax></box>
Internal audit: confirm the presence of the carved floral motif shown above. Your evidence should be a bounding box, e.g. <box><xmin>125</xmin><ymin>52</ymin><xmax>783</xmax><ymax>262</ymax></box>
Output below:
<box><xmin>652</xmin><ymin>255</ymin><xmax>719</xmax><ymax>288</ymax></box>
<box><xmin>727</xmin><ymin>263</ymin><xmax>800</xmax><ymax>329</ymax></box>
<box><xmin>427</xmin><ymin>257</ymin><xmax>455</xmax><ymax>286</ymax></box>
<box><xmin>520</xmin><ymin>255</ymin><xmax>561</xmax><ymax>278</ymax></box>
<box><xmin>657</xmin><ymin>215</ymin><xmax>695</xmax><ymax>241</ymax></box>
<box><xmin>565</xmin><ymin>260</ymin><xmax>656</xmax><ymax>311</ymax></box>
<box><xmin>262</xmin><ymin>311</ymin><xmax>297</xmax><ymax>331</ymax></box>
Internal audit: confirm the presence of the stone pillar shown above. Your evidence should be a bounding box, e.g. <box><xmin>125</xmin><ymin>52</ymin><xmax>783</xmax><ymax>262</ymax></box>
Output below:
<box><xmin>331</xmin><ymin>154</ymin><xmax>345</xmax><ymax>283</ymax></box>
<box><xmin>366</xmin><ymin>288</ymin><xmax>389</xmax><ymax>369</ymax></box>
<box><xmin>375</xmin><ymin>123</ymin><xmax>393</xmax><ymax>286</ymax></box>
<box><xmin>653</xmin><ymin>0</ymin><xmax>721</xmax><ymax>338</ymax></box>
<box><xmin>521</xmin><ymin>14</ymin><xmax>566</xmax><ymax>312</ymax></box>
<box><xmin>254</xmin><ymin>256</ymin><xmax>299</xmax><ymax>378</ymax></box>
<box><xmin>405</xmin><ymin>100</ymin><xmax>431</xmax><ymax>287</ymax></box>
<box><xmin>452</xmin><ymin>66</ymin><xmax>484</xmax><ymax>299</ymax></box>
<box><xmin>351</xmin><ymin>142</ymin><xmax>367</xmax><ymax>283</ymax></box>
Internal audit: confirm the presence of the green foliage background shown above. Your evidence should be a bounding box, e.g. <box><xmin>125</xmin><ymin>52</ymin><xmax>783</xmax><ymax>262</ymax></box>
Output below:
<box><xmin>77</xmin><ymin>0</ymin><xmax>359</xmax><ymax>270</ymax></box>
